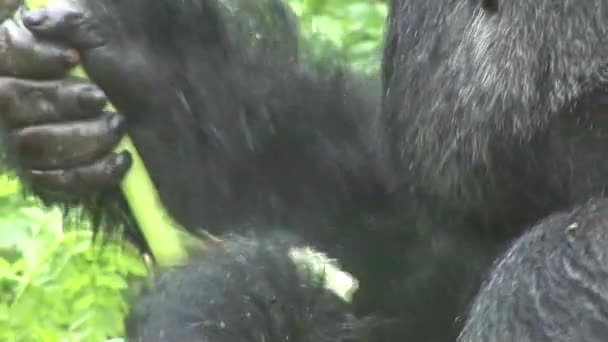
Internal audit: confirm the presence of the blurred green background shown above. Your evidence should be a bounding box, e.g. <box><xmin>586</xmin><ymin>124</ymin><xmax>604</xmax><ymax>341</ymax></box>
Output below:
<box><xmin>0</xmin><ymin>0</ymin><xmax>387</xmax><ymax>341</ymax></box>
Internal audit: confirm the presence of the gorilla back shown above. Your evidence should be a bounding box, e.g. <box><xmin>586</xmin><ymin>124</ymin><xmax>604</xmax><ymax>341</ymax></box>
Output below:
<box><xmin>459</xmin><ymin>198</ymin><xmax>608</xmax><ymax>342</ymax></box>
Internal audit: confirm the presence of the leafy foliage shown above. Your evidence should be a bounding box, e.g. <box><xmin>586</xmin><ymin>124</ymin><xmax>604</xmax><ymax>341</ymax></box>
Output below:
<box><xmin>0</xmin><ymin>178</ymin><xmax>148</xmax><ymax>341</ymax></box>
<box><xmin>288</xmin><ymin>0</ymin><xmax>387</xmax><ymax>73</ymax></box>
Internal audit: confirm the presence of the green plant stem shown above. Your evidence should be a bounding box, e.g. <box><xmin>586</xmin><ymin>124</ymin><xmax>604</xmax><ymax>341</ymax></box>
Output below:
<box><xmin>24</xmin><ymin>0</ymin><xmax>191</xmax><ymax>267</ymax></box>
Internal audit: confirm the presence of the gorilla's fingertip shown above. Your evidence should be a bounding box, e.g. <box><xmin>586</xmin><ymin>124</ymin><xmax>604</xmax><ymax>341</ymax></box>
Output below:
<box><xmin>107</xmin><ymin>151</ymin><xmax>132</xmax><ymax>177</ymax></box>
<box><xmin>90</xmin><ymin>89</ymin><xmax>106</xmax><ymax>104</ymax></box>
<box><xmin>115</xmin><ymin>150</ymin><xmax>133</xmax><ymax>170</ymax></box>
<box><xmin>23</xmin><ymin>10</ymin><xmax>47</xmax><ymax>27</ymax></box>
<box><xmin>108</xmin><ymin>113</ymin><xmax>127</xmax><ymax>132</ymax></box>
<box><xmin>79</xmin><ymin>86</ymin><xmax>106</xmax><ymax>111</ymax></box>
<box><xmin>63</xmin><ymin>49</ymin><xmax>80</xmax><ymax>65</ymax></box>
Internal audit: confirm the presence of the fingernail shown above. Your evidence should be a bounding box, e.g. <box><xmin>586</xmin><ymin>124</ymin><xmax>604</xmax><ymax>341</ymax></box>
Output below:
<box><xmin>90</xmin><ymin>89</ymin><xmax>106</xmax><ymax>103</ymax></box>
<box><xmin>114</xmin><ymin>151</ymin><xmax>133</xmax><ymax>170</ymax></box>
<box><xmin>63</xmin><ymin>49</ymin><xmax>80</xmax><ymax>65</ymax></box>
<box><xmin>24</xmin><ymin>10</ymin><xmax>47</xmax><ymax>26</ymax></box>
<box><xmin>108</xmin><ymin>113</ymin><xmax>126</xmax><ymax>131</ymax></box>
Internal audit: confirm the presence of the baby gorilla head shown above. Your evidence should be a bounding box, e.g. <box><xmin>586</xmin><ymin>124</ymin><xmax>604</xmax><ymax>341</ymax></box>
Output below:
<box><xmin>459</xmin><ymin>198</ymin><xmax>608</xmax><ymax>342</ymax></box>
<box><xmin>125</xmin><ymin>231</ymin><xmax>372</xmax><ymax>342</ymax></box>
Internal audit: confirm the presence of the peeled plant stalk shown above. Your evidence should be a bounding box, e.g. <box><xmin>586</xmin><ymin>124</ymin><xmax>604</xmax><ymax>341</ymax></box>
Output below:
<box><xmin>24</xmin><ymin>0</ymin><xmax>189</xmax><ymax>266</ymax></box>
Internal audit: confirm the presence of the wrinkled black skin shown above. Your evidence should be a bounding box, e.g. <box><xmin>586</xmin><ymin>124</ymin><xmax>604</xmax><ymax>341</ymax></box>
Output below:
<box><xmin>459</xmin><ymin>198</ymin><xmax>608</xmax><ymax>342</ymax></box>
<box><xmin>126</xmin><ymin>231</ymin><xmax>373</xmax><ymax>342</ymax></box>
<box><xmin>3</xmin><ymin>0</ymin><xmax>608</xmax><ymax>340</ymax></box>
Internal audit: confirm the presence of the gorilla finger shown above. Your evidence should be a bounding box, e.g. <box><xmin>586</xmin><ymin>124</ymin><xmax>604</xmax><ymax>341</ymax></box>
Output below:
<box><xmin>27</xmin><ymin>151</ymin><xmax>132</xmax><ymax>194</ymax></box>
<box><xmin>0</xmin><ymin>19</ymin><xmax>79</xmax><ymax>78</ymax></box>
<box><xmin>0</xmin><ymin>78</ymin><xmax>107</xmax><ymax>127</ymax></box>
<box><xmin>11</xmin><ymin>112</ymin><xmax>126</xmax><ymax>170</ymax></box>
<box><xmin>23</xmin><ymin>5</ymin><xmax>106</xmax><ymax>50</ymax></box>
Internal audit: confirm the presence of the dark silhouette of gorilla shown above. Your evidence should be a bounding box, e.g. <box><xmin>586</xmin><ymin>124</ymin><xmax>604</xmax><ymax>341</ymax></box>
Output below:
<box><xmin>2</xmin><ymin>0</ymin><xmax>608</xmax><ymax>340</ymax></box>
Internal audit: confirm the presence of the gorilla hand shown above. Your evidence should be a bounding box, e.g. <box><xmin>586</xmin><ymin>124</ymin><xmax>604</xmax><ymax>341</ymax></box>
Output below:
<box><xmin>23</xmin><ymin>3</ymin><xmax>175</xmax><ymax>121</ymax></box>
<box><xmin>0</xmin><ymin>12</ymin><xmax>130</xmax><ymax>199</ymax></box>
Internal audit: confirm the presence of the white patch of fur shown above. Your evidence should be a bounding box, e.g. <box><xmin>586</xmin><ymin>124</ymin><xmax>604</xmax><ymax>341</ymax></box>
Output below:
<box><xmin>288</xmin><ymin>246</ymin><xmax>359</xmax><ymax>302</ymax></box>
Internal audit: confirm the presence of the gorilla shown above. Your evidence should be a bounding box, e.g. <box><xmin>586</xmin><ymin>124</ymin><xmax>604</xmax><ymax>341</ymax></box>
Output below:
<box><xmin>126</xmin><ymin>231</ymin><xmax>373</xmax><ymax>342</ymax></box>
<box><xmin>2</xmin><ymin>0</ymin><xmax>608</xmax><ymax>340</ymax></box>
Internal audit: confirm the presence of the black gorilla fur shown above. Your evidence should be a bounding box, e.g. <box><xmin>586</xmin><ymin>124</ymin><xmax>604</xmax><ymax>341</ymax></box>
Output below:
<box><xmin>70</xmin><ymin>1</ymin><xmax>491</xmax><ymax>339</ymax></box>
<box><xmin>382</xmin><ymin>0</ymin><xmax>608</xmax><ymax>233</ymax></box>
<box><xmin>459</xmin><ymin>198</ymin><xmax>608</xmax><ymax>342</ymax></box>
<box><xmin>7</xmin><ymin>0</ymin><xmax>608</xmax><ymax>340</ymax></box>
<box><xmin>126</xmin><ymin>232</ymin><xmax>372</xmax><ymax>342</ymax></box>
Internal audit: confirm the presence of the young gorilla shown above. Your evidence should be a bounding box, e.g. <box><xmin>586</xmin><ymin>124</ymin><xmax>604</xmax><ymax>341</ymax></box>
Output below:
<box><xmin>459</xmin><ymin>198</ymin><xmax>608</xmax><ymax>342</ymax></box>
<box><xmin>127</xmin><ymin>232</ymin><xmax>371</xmax><ymax>342</ymax></box>
<box><xmin>3</xmin><ymin>0</ymin><xmax>608</xmax><ymax>341</ymax></box>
